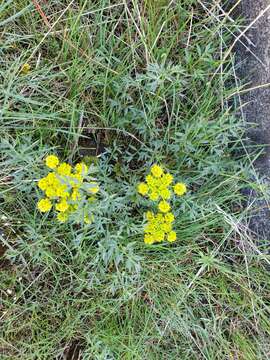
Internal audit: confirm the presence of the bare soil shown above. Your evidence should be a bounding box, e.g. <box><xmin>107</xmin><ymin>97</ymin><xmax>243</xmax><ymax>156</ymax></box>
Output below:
<box><xmin>236</xmin><ymin>0</ymin><xmax>270</xmax><ymax>239</ymax></box>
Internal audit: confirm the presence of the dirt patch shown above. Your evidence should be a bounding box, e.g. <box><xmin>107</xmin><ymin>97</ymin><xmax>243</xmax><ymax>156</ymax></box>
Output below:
<box><xmin>0</xmin><ymin>230</ymin><xmax>11</xmax><ymax>269</ymax></box>
<box><xmin>236</xmin><ymin>0</ymin><xmax>270</xmax><ymax>239</ymax></box>
<box><xmin>58</xmin><ymin>339</ymin><xmax>84</xmax><ymax>360</ymax></box>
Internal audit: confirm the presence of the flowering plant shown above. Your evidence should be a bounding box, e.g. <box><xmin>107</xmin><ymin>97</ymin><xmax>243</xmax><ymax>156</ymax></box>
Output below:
<box><xmin>37</xmin><ymin>155</ymin><xmax>99</xmax><ymax>224</ymax></box>
<box><xmin>137</xmin><ymin>164</ymin><xmax>187</xmax><ymax>244</ymax></box>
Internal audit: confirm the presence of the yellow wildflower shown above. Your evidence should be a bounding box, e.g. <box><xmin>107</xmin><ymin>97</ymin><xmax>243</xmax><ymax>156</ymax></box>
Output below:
<box><xmin>155</xmin><ymin>231</ymin><xmax>165</xmax><ymax>242</ymax></box>
<box><xmin>56</xmin><ymin>199</ymin><xmax>69</xmax><ymax>212</ymax></box>
<box><xmin>37</xmin><ymin>198</ymin><xmax>52</xmax><ymax>212</ymax></box>
<box><xmin>160</xmin><ymin>188</ymin><xmax>171</xmax><ymax>200</ymax></box>
<box><xmin>158</xmin><ymin>200</ymin><xmax>170</xmax><ymax>213</ymax></box>
<box><xmin>37</xmin><ymin>155</ymin><xmax>99</xmax><ymax>224</ymax></box>
<box><xmin>45</xmin><ymin>187</ymin><xmax>57</xmax><ymax>198</ymax></box>
<box><xmin>162</xmin><ymin>173</ymin><xmax>173</xmax><ymax>186</ymax></box>
<box><xmin>151</xmin><ymin>164</ymin><xmax>163</xmax><ymax>178</ymax></box>
<box><xmin>146</xmin><ymin>174</ymin><xmax>155</xmax><ymax>185</ymax></box>
<box><xmin>162</xmin><ymin>222</ymin><xmax>172</xmax><ymax>233</ymax></box>
<box><xmin>165</xmin><ymin>212</ymin><xmax>175</xmax><ymax>223</ymax></box>
<box><xmin>137</xmin><ymin>165</ymin><xmax>187</xmax><ymax>244</ymax></box>
<box><xmin>57</xmin><ymin>212</ymin><xmax>68</xmax><ymax>223</ymax></box>
<box><xmin>56</xmin><ymin>185</ymin><xmax>69</xmax><ymax>198</ymax></box>
<box><xmin>75</xmin><ymin>163</ymin><xmax>88</xmax><ymax>176</ymax></box>
<box><xmin>45</xmin><ymin>155</ymin><xmax>59</xmax><ymax>169</ymax></box>
<box><xmin>46</xmin><ymin>172</ymin><xmax>58</xmax><ymax>184</ymax></box>
<box><xmin>149</xmin><ymin>192</ymin><xmax>159</xmax><ymax>201</ymax></box>
<box><xmin>38</xmin><ymin>178</ymin><xmax>48</xmax><ymax>191</ymax></box>
<box><xmin>156</xmin><ymin>213</ymin><xmax>164</xmax><ymax>222</ymax></box>
<box><xmin>146</xmin><ymin>211</ymin><xmax>154</xmax><ymax>221</ymax></box>
<box><xmin>137</xmin><ymin>182</ymin><xmax>148</xmax><ymax>196</ymax></box>
<box><xmin>174</xmin><ymin>183</ymin><xmax>187</xmax><ymax>196</ymax></box>
<box><xmin>46</xmin><ymin>174</ymin><xmax>60</xmax><ymax>189</ymax></box>
<box><xmin>57</xmin><ymin>162</ymin><xmax>72</xmax><ymax>176</ymax></box>
<box><xmin>145</xmin><ymin>222</ymin><xmax>156</xmax><ymax>233</ymax></box>
<box><xmin>21</xmin><ymin>63</ymin><xmax>30</xmax><ymax>74</ymax></box>
<box><xmin>167</xmin><ymin>231</ymin><xmax>177</xmax><ymax>242</ymax></box>
<box><xmin>144</xmin><ymin>233</ymin><xmax>155</xmax><ymax>245</ymax></box>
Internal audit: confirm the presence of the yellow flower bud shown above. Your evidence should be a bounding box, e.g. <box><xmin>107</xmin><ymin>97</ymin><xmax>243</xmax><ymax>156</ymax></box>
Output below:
<box><xmin>45</xmin><ymin>155</ymin><xmax>59</xmax><ymax>169</ymax></box>
<box><xmin>37</xmin><ymin>198</ymin><xmax>52</xmax><ymax>212</ymax></box>
<box><xmin>167</xmin><ymin>231</ymin><xmax>177</xmax><ymax>242</ymax></box>
<box><xmin>174</xmin><ymin>183</ymin><xmax>187</xmax><ymax>196</ymax></box>
<box><xmin>158</xmin><ymin>201</ymin><xmax>170</xmax><ymax>213</ymax></box>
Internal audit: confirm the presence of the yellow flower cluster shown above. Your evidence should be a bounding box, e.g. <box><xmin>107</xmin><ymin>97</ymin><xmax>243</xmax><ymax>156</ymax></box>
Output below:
<box><xmin>137</xmin><ymin>164</ymin><xmax>187</xmax><ymax>244</ymax></box>
<box><xmin>37</xmin><ymin>155</ymin><xmax>99</xmax><ymax>223</ymax></box>
<box><xmin>20</xmin><ymin>63</ymin><xmax>31</xmax><ymax>75</ymax></box>
<box><xmin>144</xmin><ymin>211</ymin><xmax>176</xmax><ymax>245</ymax></box>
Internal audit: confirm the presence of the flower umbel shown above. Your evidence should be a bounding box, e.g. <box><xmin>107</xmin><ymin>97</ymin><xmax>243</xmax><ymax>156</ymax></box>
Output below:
<box><xmin>167</xmin><ymin>231</ymin><xmax>177</xmax><ymax>242</ymax></box>
<box><xmin>137</xmin><ymin>182</ymin><xmax>148</xmax><ymax>196</ymax></box>
<box><xmin>37</xmin><ymin>198</ymin><xmax>52</xmax><ymax>212</ymax></box>
<box><xmin>20</xmin><ymin>63</ymin><xmax>31</xmax><ymax>74</ymax></box>
<box><xmin>158</xmin><ymin>200</ymin><xmax>171</xmax><ymax>213</ymax></box>
<box><xmin>151</xmin><ymin>164</ymin><xmax>163</xmax><ymax>178</ymax></box>
<box><xmin>174</xmin><ymin>183</ymin><xmax>187</xmax><ymax>196</ymax></box>
<box><xmin>45</xmin><ymin>155</ymin><xmax>59</xmax><ymax>169</ymax></box>
<box><xmin>144</xmin><ymin>212</ymin><xmax>176</xmax><ymax>244</ymax></box>
<box><xmin>137</xmin><ymin>164</ymin><xmax>187</xmax><ymax>245</ymax></box>
<box><xmin>37</xmin><ymin>155</ymin><xmax>99</xmax><ymax>224</ymax></box>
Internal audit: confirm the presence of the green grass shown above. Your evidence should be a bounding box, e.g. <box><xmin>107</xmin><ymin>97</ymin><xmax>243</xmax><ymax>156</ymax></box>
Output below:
<box><xmin>1</xmin><ymin>1</ymin><xmax>270</xmax><ymax>359</ymax></box>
